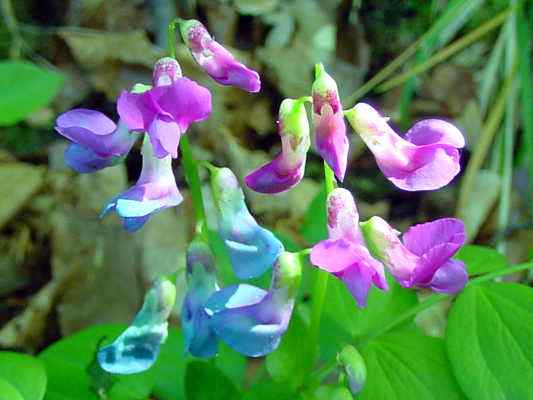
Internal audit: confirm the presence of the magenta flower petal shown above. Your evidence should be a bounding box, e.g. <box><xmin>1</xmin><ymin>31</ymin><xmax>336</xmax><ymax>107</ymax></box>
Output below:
<box><xmin>117</xmin><ymin>59</ymin><xmax>212</xmax><ymax>159</ymax></box>
<box><xmin>428</xmin><ymin>259</ymin><xmax>468</xmax><ymax>294</ymax></box>
<box><xmin>147</xmin><ymin>117</ymin><xmax>182</xmax><ymax>159</ymax></box>
<box><xmin>345</xmin><ymin>103</ymin><xmax>464</xmax><ymax>191</ymax></box>
<box><xmin>314</xmin><ymin>109</ymin><xmax>349</xmax><ymax>181</ymax></box>
<box><xmin>148</xmin><ymin>79</ymin><xmax>212</xmax><ymax>131</ymax></box>
<box><xmin>310</xmin><ymin>188</ymin><xmax>388</xmax><ymax>307</ymax></box>
<box><xmin>361</xmin><ymin>216</ymin><xmax>467</xmax><ymax>293</ymax></box>
<box><xmin>312</xmin><ymin>64</ymin><xmax>349</xmax><ymax>181</ymax></box>
<box><xmin>403</xmin><ymin>218</ymin><xmax>466</xmax><ymax>257</ymax></box>
<box><xmin>179</xmin><ymin>19</ymin><xmax>261</xmax><ymax>92</ymax></box>
<box><xmin>245</xmin><ymin>98</ymin><xmax>310</xmax><ymax>194</ymax></box>
<box><xmin>117</xmin><ymin>91</ymin><xmax>158</xmax><ymax>132</ymax></box>
<box><xmin>405</xmin><ymin>119</ymin><xmax>465</xmax><ymax>148</ymax></box>
<box><xmin>386</xmin><ymin>145</ymin><xmax>460</xmax><ymax>191</ymax></box>
<box><xmin>244</xmin><ymin>153</ymin><xmax>305</xmax><ymax>194</ymax></box>
<box><xmin>310</xmin><ymin>239</ymin><xmax>362</xmax><ymax>273</ymax></box>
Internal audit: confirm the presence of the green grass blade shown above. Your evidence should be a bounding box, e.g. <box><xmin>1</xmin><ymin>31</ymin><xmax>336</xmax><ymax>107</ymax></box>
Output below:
<box><xmin>496</xmin><ymin>6</ymin><xmax>518</xmax><ymax>254</ymax></box>
<box><xmin>377</xmin><ymin>7</ymin><xmax>513</xmax><ymax>93</ymax></box>
<box><xmin>456</xmin><ymin>65</ymin><xmax>516</xmax><ymax>216</ymax></box>
<box><xmin>517</xmin><ymin>6</ymin><xmax>533</xmax><ymax>210</ymax></box>
<box><xmin>343</xmin><ymin>0</ymin><xmax>485</xmax><ymax>106</ymax></box>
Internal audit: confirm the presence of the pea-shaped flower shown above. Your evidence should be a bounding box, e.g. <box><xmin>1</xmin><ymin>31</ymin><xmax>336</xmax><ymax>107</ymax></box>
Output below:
<box><xmin>310</xmin><ymin>188</ymin><xmax>388</xmax><ymax>307</ymax></box>
<box><xmin>210</xmin><ymin>166</ymin><xmax>283</xmax><ymax>279</ymax></box>
<box><xmin>311</xmin><ymin>63</ymin><xmax>349</xmax><ymax>181</ymax></box>
<box><xmin>361</xmin><ymin>217</ymin><xmax>467</xmax><ymax>293</ymax></box>
<box><xmin>101</xmin><ymin>136</ymin><xmax>182</xmax><ymax>232</ymax></box>
<box><xmin>55</xmin><ymin>110</ymin><xmax>136</xmax><ymax>173</ymax></box>
<box><xmin>182</xmin><ymin>238</ymin><xmax>219</xmax><ymax>358</ymax></box>
<box><xmin>178</xmin><ymin>19</ymin><xmax>260</xmax><ymax>93</ymax></box>
<box><xmin>204</xmin><ymin>251</ymin><xmax>301</xmax><ymax>357</ymax></box>
<box><xmin>245</xmin><ymin>98</ymin><xmax>310</xmax><ymax>194</ymax></box>
<box><xmin>97</xmin><ymin>277</ymin><xmax>176</xmax><ymax>374</ymax></box>
<box><xmin>345</xmin><ymin>103</ymin><xmax>464</xmax><ymax>191</ymax></box>
<box><xmin>118</xmin><ymin>57</ymin><xmax>212</xmax><ymax>159</ymax></box>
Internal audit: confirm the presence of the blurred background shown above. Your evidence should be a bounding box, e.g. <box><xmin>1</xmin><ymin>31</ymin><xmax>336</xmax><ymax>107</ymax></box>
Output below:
<box><xmin>0</xmin><ymin>0</ymin><xmax>531</xmax><ymax>354</ymax></box>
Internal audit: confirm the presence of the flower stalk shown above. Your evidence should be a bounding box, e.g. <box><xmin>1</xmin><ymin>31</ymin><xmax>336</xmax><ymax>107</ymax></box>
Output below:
<box><xmin>308</xmin><ymin>162</ymin><xmax>337</xmax><ymax>370</ymax></box>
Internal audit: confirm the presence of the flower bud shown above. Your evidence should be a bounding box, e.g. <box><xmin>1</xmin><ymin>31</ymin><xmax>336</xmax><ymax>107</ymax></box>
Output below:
<box><xmin>311</xmin><ymin>64</ymin><xmax>348</xmax><ymax>181</ymax></box>
<box><xmin>178</xmin><ymin>19</ymin><xmax>260</xmax><ymax>92</ymax></box>
<box><xmin>153</xmin><ymin>57</ymin><xmax>182</xmax><ymax>87</ymax></box>
<box><xmin>337</xmin><ymin>345</ymin><xmax>367</xmax><ymax>395</ymax></box>
<box><xmin>245</xmin><ymin>97</ymin><xmax>310</xmax><ymax>193</ymax></box>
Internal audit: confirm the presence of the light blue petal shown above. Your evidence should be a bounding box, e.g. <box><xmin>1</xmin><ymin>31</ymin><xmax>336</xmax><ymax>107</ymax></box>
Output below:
<box><xmin>116</xmin><ymin>198</ymin><xmax>166</xmax><ymax>218</ymax></box>
<box><xmin>98</xmin><ymin>279</ymin><xmax>176</xmax><ymax>374</ymax></box>
<box><xmin>182</xmin><ymin>239</ymin><xmax>220</xmax><ymax>358</ymax></box>
<box><xmin>204</xmin><ymin>284</ymin><xmax>267</xmax><ymax>315</ymax></box>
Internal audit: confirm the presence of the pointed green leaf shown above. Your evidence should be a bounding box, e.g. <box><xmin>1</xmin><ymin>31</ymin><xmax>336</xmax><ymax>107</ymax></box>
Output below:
<box><xmin>446</xmin><ymin>282</ymin><xmax>533</xmax><ymax>400</ymax></box>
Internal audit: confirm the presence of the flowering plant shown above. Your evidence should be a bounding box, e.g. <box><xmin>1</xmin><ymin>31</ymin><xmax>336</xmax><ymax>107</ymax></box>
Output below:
<box><xmin>39</xmin><ymin>8</ymin><xmax>533</xmax><ymax>400</ymax></box>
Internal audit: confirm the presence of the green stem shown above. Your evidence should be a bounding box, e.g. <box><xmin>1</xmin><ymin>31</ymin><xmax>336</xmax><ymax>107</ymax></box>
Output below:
<box><xmin>167</xmin><ymin>18</ymin><xmax>178</xmax><ymax>59</ymax></box>
<box><xmin>180</xmin><ymin>135</ymin><xmax>208</xmax><ymax>237</ymax></box>
<box><xmin>308</xmin><ymin>162</ymin><xmax>337</xmax><ymax>371</ymax></box>
<box><xmin>310</xmin><ymin>261</ymin><xmax>533</xmax><ymax>384</ymax></box>
<box><xmin>166</xmin><ymin>19</ymin><xmax>208</xmax><ymax>238</ymax></box>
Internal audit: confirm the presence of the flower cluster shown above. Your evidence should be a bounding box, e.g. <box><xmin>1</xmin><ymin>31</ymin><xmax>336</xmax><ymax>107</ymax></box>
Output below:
<box><xmin>54</xmin><ymin>17</ymin><xmax>469</xmax><ymax>381</ymax></box>
<box><xmin>182</xmin><ymin>232</ymin><xmax>301</xmax><ymax>358</ymax></box>
<box><xmin>180</xmin><ymin>166</ymin><xmax>299</xmax><ymax>358</ymax></box>
<box><xmin>311</xmin><ymin>188</ymin><xmax>467</xmax><ymax>307</ymax></box>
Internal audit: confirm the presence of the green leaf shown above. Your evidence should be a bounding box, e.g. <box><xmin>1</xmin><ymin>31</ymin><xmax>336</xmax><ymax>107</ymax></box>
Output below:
<box><xmin>0</xmin><ymin>377</ymin><xmax>24</xmax><ymax>400</ymax></box>
<box><xmin>446</xmin><ymin>282</ymin><xmax>533</xmax><ymax>400</ymax></box>
<box><xmin>185</xmin><ymin>361</ymin><xmax>240</xmax><ymax>400</ymax></box>
<box><xmin>454</xmin><ymin>245</ymin><xmax>508</xmax><ymax>275</ymax></box>
<box><xmin>312</xmin><ymin>385</ymin><xmax>353</xmax><ymax>400</ymax></box>
<box><xmin>0</xmin><ymin>61</ymin><xmax>64</xmax><ymax>126</ymax></box>
<box><xmin>266</xmin><ymin>305</ymin><xmax>313</xmax><ymax>389</ymax></box>
<box><xmin>360</xmin><ymin>331</ymin><xmax>464</xmax><ymax>400</ymax></box>
<box><xmin>0</xmin><ymin>352</ymin><xmax>47</xmax><ymax>400</ymax></box>
<box><xmin>39</xmin><ymin>324</ymin><xmax>156</xmax><ymax>400</ymax></box>
<box><xmin>300</xmin><ymin>187</ymin><xmax>327</xmax><ymax>244</ymax></box>
<box><xmin>324</xmin><ymin>275</ymin><xmax>418</xmax><ymax>340</ymax></box>
<box><xmin>242</xmin><ymin>381</ymin><xmax>296</xmax><ymax>400</ymax></box>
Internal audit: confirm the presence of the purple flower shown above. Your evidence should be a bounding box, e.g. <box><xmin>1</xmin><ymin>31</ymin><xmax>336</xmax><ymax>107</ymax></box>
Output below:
<box><xmin>310</xmin><ymin>188</ymin><xmax>388</xmax><ymax>307</ymax></box>
<box><xmin>98</xmin><ymin>278</ymin><xmax>176</xmax><ymax>374</ymax></box>
<box><xmin>245</xmin><ymin>98</ymin><xmax>310</xmax><ymax>194</ymax></box>
<box><xmin>178</xmin><ymin>19</ymin><xmax>260</xmax><ymax>93</ymax></box>
<box><xmin>204</xmin><ymin>251</ymin><xmax>301</xmax><ymax>357</ymax></box>
<box><xmin>360</xmin><ymin>217</ymin><xmax>467</xmax><ymax>293</ymax></box>
<box><xmin>312</xmin><ymin>63</ymin><xmax>349</xmax><ymax>181</ymax></box>
<box><xmin>101</xmin><ymin>137</ymin><xmax>182</xmax><ymax>232</ymax></box>
<box><xmin>344</xmin><ymin>103</ymin><xmax>465</xmax><ymax>191</ymax></box>
<box><xmin>117</xmin><ymin>58</ymin><xmax>211</xmax><ymax>159</ymax></box>
<box><xmin>182</xmin><ymin>238</ymin><xmax>219</xmax><ymax>358</ymax></box>
<box><xmin>209</xmin><ymin>166</ymin><xmax>283</xmax><ymax>279</ymax></box>
<box><xmin>55</xmin><ymin>109</ymin><xmax>136</xmax><ymax>173</ymax></box>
